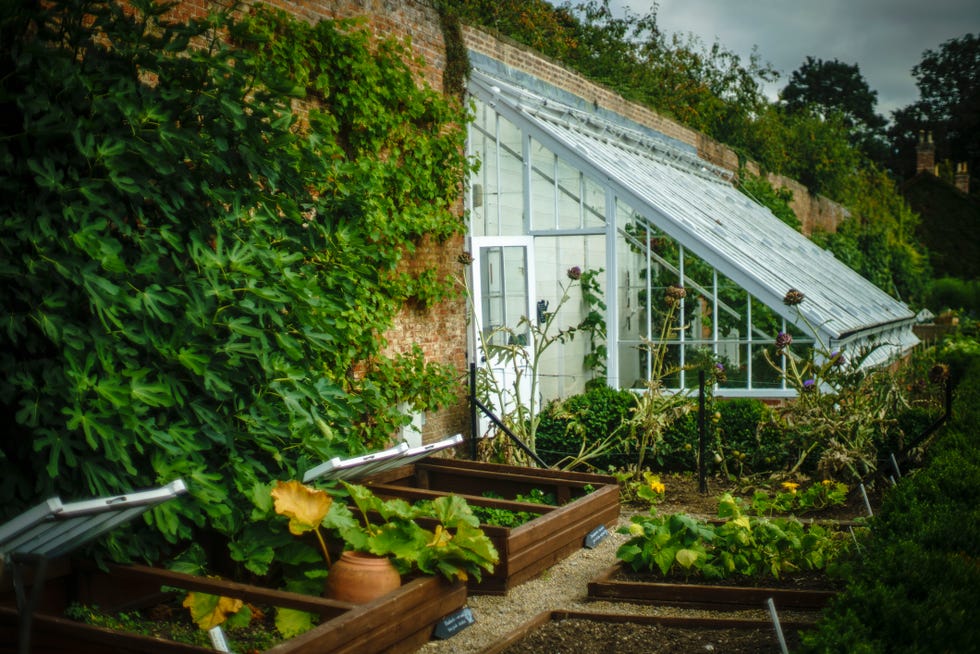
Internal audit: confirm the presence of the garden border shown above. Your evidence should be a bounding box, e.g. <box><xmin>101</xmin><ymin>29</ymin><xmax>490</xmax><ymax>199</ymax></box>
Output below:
<box><xmin>587</xmin><ymin>562</ymin><xmax>837</xmax><ymax>611</ymax></box>
<box><xmin>0</xmin><ymin>559</ymin><xmax>465</xmax><ymax>654</ymax></box>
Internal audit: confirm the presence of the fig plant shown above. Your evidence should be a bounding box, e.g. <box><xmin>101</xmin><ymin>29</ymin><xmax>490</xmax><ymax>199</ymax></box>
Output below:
<box><xmin>0</xmin><ymin>0</ymin><xmax>472</xmax><ymax>565</ymax></box>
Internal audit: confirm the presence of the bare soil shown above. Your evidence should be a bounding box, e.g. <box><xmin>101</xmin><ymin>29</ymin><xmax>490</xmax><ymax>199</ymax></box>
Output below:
<box><xmin>499</xmin><ymin>616</ymin><xmax>801</xmax><ymax>654</ymax></box>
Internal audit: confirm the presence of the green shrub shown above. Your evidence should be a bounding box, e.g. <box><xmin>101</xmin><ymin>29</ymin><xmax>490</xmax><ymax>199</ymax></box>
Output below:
<box><xmin>656</xmin><ymin>412</ymin><xmax>698</xmax><ymax>471</ymax></box>
<box><xmin>0</xmin><ymin>0</ymin><xmax>470</xmax><ymax>566</ymax></box>
<box><xmin>535</xmin><ymin>385</ymin><xmax>636</xmax><ymax>470</ymax></box>
<box><xmin>926</xmin><ymin>276</ymin><xmax>980</xmax><ymax>317</ymax></box>
<box><xmin>799</xmin><ymin>353</ymin><xmax>980</xmax><ymax>652</ymax></box>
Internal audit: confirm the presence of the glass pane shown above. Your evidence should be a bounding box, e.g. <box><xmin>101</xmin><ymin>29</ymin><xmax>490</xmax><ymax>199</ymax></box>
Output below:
<box><xmin>750</xmin><ymin>295</ymin><xmax>781</xmax><ymax>343</ymax></box>
<box><xmin>683</xmin><ymin>345</ymin><xmax>715</xmax><ymax>390</ymax></box>
<box><xmin>617</xmin><ymin>215</ymin><xmax>645</xmax><ymax>343</ymax></box>
<box><xmin>681</xmin><ymin>248</ymin><xmax>713</xmax><ymax>346</ymax></box>
<box><xmin>530</xmin><ymin>138</ymin><xmax>556</xmax><ymax>231</ymax></box>
<box><xmin>751</xmin><ymin>344</ymin><xmax>784</xmax><ymax>390</ymax></box>
<box><xmin>716</xmin><ymin>271</ymin><xmax>747</xmax><ymax>388</ymax></box>
<box><xmin>480</xmin><ymin>246</ymin><xmax>528</xmax><ymax>347</ymax></box>
<box><xmin>468</xmin><ymin>103</ymin><xmax>494</xmax><ymax>237</ymax></box>
<box><xmin>556</xmin><ymin>159</ymin><xmax>582</xmax><ymax>230</ymax></box>
<box><xmin>583</xmin><ymin>175</ymin><xmax>605</xmax><ymax>229</ymax></box>
<box><xmin>660</xmin><ymin>344</ymin><xmax>682</xmax><ymax>388</ymax></box>
<box><xmin>618</xmin><ymin>341</ymin><xmax>643</xmax><ymax>389</ymax></box>
<box><xmin>497</xmin><ymin>117</ymin><xmax>524</xmax><ymax>236</ymax></box>
<box><xmin>718</xmin><ymin>342</ymin><xmax>748</xmax><ymax>389</ymax></box>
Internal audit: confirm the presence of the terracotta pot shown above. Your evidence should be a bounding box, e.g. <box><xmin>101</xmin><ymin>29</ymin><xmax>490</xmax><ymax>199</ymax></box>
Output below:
<box><xmin>325</xmin><ymin>551</ymin><xmax>401</xmax><ymax>603</ymax></box>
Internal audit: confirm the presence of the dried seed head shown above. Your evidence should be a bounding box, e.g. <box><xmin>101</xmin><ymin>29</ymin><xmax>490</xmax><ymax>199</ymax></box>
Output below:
<box><xmin>928</xmin><ymin>363</ymin><xmax>950</xmax><ymax>385</ymax></box>
<box><xmin>783</xmin><ymin>288</ymin><xmax>805</xmax><ymax>306</ymax></box>
<box><xmin>664</xmin><ymin>285</ymin><xmax>686</xmax><ymax>306</ymax></box>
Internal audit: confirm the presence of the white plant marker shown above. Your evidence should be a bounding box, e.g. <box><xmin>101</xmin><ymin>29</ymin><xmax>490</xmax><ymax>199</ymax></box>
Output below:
<box><xmin>890</xmin><ymin>453</ymin><xmax>902</xmax><ymax>479</ymax></box>
<box><xmin>859</xmin><ymin>483</ymin><xmax>874</xmax><ymax>517</ymax></box>
<box><xmin>767</xmin><ymin>597</ymin><xmax>789</xmax><ymax>654</ymax></box>
<box><xmin>849</xmin><ymin>525</ymin><xmax>863</xmax><ymax>555</ymax></box>
<box><xmin>209</xmin><ymin>626</ymin><xmax>232</xmax><ymax>652</ymax></box>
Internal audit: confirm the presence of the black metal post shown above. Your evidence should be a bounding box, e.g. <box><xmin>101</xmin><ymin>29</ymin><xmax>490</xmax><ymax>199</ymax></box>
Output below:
<box><xmin>469</xmin><ymin>363</ymin><xmax>478</xmax><ymax>460</ymax></box>
<box><xmin>472</xmin><ymin>397</ymin><xmax>550</xmax><ymax>468</ymax></box>
<box><xmin>698</xmin><ymin>369</ymin><xmax>707</xmax><ymax>494</ymax></box>
<box><xmin>468</xmin><ymin>362</ymin><xmax>548</xmax><ymax>468</ymax></box>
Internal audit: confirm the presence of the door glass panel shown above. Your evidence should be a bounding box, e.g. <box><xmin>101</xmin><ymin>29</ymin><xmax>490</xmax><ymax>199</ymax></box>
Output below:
<box><xmin>480</xmin><ymin>245</ymin><xmax>529</xmax><ymax>346</ymax></box>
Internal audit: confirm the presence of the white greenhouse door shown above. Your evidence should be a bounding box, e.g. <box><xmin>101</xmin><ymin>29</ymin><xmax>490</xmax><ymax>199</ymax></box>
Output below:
<box><xmin>469</xmin><ymin>236</ymin><xmax>535</xmax><ymax>437</ymax></box>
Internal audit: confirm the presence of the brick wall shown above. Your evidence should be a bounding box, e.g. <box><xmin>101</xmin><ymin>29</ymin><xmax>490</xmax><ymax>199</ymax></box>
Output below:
<box><xmin>764</xmin><ymin>173</ymin><xmax>849</xmax><ymax>236</ymax></box>
<box><xmin>172</xmin><ymin>0</ymin><xmax>471</xmax><ymax>445</ymax></box>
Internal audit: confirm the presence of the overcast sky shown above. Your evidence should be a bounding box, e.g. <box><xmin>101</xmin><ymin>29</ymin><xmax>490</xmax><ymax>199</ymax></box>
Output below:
<box><xmin>604</xmin><ymin>0</ymin><xmax>980</xmax><ymax>119</ymax></box>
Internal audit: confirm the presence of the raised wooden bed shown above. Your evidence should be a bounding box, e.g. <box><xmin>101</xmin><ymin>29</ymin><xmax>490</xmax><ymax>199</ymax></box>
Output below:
<box><xmin>587</xmin><ymin>562</ymin><xmax>837</xmax><ymax>611</ymax></box>
<box><xmin>0</xmin><ymin>559</ymin><xmax>465</xmax><ymax>654</ymax></box>
<box><xmin>479</xmin><ymin>610</ymin><xmax>812</xmax><ymax>654</ymax></box>
<box><xmin>362</xmin><ymin>458</ymin><xmax>621</xmax><ymax>594</ymax></box>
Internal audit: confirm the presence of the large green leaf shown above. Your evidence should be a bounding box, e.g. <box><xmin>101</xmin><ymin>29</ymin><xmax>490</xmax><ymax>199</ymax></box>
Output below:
<box><xmin>275</xmin><ymin>607</ymin><xmax>316</xmax><ymax>640</ymax></box>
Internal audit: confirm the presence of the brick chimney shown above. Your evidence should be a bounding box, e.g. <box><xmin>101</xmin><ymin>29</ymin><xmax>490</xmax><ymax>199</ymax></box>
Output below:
<box><xmin>916</xmin><ymin>130</ymin><xmax>935</xmax><ymax>174</ymax></box>
<box><xmin>954</xmin><ymin>162</ymin><xmax>970</xmax><ymax>194</ymax></box>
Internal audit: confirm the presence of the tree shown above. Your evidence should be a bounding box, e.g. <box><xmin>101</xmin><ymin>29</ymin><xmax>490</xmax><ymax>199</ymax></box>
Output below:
<box><xmin>889</xmin><ymin>34</ymin><xmax>979</xmax><ymax>184</ymax></box>
<box><xmin>781</xmin><ymin>56</ymin><xmax>887</xmax><ymax>161</ymax></box>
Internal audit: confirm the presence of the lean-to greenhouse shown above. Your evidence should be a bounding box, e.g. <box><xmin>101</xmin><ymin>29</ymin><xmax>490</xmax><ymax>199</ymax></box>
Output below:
<box><xmin>464</xmin><ymin>59</ymin><xmax>919</xmax><ymax>404</ymax></box>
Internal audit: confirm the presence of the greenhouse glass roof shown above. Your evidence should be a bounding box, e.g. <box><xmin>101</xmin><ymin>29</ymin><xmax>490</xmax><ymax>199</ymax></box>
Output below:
<box><xmin>469</xmin><ymin>69</ymin><xmax>919</xmax><ymax>365</ymax></box>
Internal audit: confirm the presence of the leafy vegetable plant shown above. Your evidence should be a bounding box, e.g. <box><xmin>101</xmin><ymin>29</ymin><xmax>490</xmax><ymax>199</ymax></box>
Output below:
<box><xmin>750</xmin><ymin>480</ymin><xmax>848</xmax><ymax>517</ymax></box>
<box><xmin>617</xmin><ymin>493</ymin><xmax>853</xmax><ymax>580</ymax></box>
<box><xmin>469</xmin><ymin>488</ymin><xmax>556</xmax><ymax>528</ymax></box>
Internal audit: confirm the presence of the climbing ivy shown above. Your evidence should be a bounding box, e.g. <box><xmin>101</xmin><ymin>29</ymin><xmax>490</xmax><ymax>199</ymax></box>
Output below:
<box><xmin>0</xmin><ymin>0</ymin><xmax>472</xmax><ymax>563</ymax></box>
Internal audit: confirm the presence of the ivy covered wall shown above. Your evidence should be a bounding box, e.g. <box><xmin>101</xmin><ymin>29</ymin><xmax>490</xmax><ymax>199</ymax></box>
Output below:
<box><xmin>0</xmin><ymin>0</ymin><xmax>472</xmax><ymax>561</ymax></box>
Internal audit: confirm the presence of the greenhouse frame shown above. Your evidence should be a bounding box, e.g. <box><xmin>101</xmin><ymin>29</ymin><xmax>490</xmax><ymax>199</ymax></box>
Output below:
<box><xmin>464</xmin><ymin>58</ymin><xmax>919</xmax><ymax>404</ymax></box>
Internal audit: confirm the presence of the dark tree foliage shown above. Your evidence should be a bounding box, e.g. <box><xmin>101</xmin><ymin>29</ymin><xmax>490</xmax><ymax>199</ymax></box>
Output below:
<box><xmin>888</xmin><ymin>33</ymin><xmax>980</xmax><ymax>185</ymax></box>
<box><xmin>782</xmin><ymin>56</ymin><xmax>885</xmax><ymax>130</ymax></box>
<box><xmin>781</xmin><ymin>56</ymin><xmax>887</xmax><ymax>162</ymax></box>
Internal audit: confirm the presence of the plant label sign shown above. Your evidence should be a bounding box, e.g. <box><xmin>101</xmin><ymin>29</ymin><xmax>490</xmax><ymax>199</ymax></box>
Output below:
<box><xmin>584</xmin><ymin>524</ymin><xmax>609</xmax><ymax>549</ymax></box>
<box><xmin>434</xmin><ymin>606</ymin><xmax>475</xmax><ymax>639</ymax></box>
<box><xmin>209</xmin><ymin>626</ymin><xmax>232</xmax><ymax>652</ymax></box>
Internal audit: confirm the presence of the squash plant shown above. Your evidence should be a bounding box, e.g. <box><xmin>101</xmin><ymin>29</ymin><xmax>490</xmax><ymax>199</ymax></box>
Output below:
<box><xmin>0</xmin><ymin>0</ymin><xmax>473</xmax><ymax>565</ymax></box>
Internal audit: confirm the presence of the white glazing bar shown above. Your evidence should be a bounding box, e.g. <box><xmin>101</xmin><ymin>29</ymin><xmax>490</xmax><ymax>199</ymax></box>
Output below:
<box><xmin>645</xmin><ymin>223</ymin><xmax>652</xmax><ymax>380</ymax></box>
<box><xmin>605</xmin><ymin>188</ymin><xmax>619</xmax><ymax>389</ymax></box>
<box><xmin>494</xmin><ymin>111</ymin><xmax>502</xmax><ymax>235</ymax></box>
<box><xmin>552</xmin><ymin>152</ymin><xmax>559</xmax><ymax>230</ymax></box>
<box><xmin>781</xmin><ymin>317</ymin><xmax>787</xmax><ymax>391</ymax></box>
<box><xmin>522</xmin><ymin>133</ymin><xmax>532</xmax><ymax>235</ymax></box>
<box><xmin>746</xmin><ymin>298</ymin><xmax>753</xmax><ymax>390</ymax></box>
<box><xmin>712</xmin><ymin>269</ymin><xmax>719</xmax><ymax>358</ymax></box>
<box><xmin>678</xmin><ymin>244</ymin><xmax>686</xmax><ymax>387</ymax></box>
